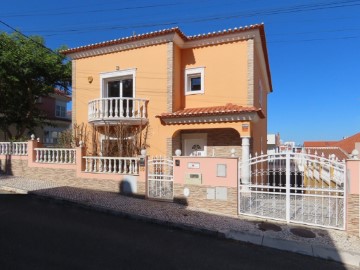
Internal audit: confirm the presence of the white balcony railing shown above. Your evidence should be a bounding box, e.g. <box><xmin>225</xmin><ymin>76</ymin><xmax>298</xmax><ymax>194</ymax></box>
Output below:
<box><xmin>84</xmin><ymin>156</ymin><xmax>139</xmax><ymax>175</ymax></box>
<box><xmin>88</xmin><ymin>97</ymin><xmax>148</xmax><ymax>124</ymax></box>
<box><xmin>0</xmin><ymin>142</ymin><xmax>28</xmax><ymax>155</ymax></box>
<box><xmin>35</xmin><ymin>148</ymin><xmax>76</xmax><ymax>164</ymax></box>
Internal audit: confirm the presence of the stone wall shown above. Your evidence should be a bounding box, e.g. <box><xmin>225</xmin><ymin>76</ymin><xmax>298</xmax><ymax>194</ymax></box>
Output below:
<box><xmin>347</xmin><ymin>194</ymin><xmax>359</xmax><ymax>236</ymax></box>
<box><xmin>174</xmin><ymin>184</ymin><xmax>238</xmax><ymax>216</ymax></box>
<box><xmin>0</xmin><ymin>157</ymin><xmax>147</xmax><ymax>196</ymax></box>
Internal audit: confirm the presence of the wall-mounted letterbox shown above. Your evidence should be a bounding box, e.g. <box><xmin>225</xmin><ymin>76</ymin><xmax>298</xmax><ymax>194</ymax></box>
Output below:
<box><xmin>185</xmin><ymin>173</ymin><xmax>202</xmax><ymax>185</ymax></box>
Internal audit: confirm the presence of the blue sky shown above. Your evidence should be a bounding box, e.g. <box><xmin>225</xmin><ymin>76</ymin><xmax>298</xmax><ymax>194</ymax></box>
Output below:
<box><xmin>1</xmin><ymin>0</ymin><xmax>359</xmax><ymax>145</ymax></box>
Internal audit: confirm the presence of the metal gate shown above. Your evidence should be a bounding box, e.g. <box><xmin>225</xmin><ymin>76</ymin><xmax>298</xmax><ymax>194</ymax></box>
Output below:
<box><xmin>239</xmin><ymin>151</ymin><xmax>346</xmax><ymax>229</ymax></box>
<box><xmin>147</xmin><ymin>157</ymin><xmax>174</xmax><ymax>200</ymax></box>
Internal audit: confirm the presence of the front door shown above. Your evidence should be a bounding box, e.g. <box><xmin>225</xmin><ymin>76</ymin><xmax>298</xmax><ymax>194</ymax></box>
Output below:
<box><xmin>182</xmin><ymin>134</ymin><xmax>207</xmax><ymax>156</ymax></box>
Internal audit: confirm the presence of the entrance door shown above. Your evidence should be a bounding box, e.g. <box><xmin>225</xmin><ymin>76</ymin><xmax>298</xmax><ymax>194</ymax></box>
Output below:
<box><xmin>182</xmin><ymin>134</ymin><xmax>207</xmax><ymax>156</ymax></box>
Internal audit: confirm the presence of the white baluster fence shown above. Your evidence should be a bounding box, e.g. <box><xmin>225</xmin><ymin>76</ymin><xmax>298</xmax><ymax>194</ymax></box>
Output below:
<box><xmin>35</xmin><ymin>148</ymin><xmax>76</xmax><ymax>164</ymax></box>
<box><xmin>84</xmin><ymin>156</ymin><xmax>139</xmax><ymax>175</ymax></box>
<box><xmin>88</xmin><ymin>97</ymin><xmax>148</xmax><ymax>122</ymax></box>
<box><xmin>0</xmin><ymin>142</ymin><xmax>28</xmax><ymax>155</ymax></box>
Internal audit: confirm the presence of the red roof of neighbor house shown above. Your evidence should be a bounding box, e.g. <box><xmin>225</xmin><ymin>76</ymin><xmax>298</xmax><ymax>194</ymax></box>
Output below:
<box><xmin>335</xmin><ymin>132</ymin><xmax>360</xmax><ymax>153</ymax></box>
<box><xmin>156</xmin><ymin>103</ymin><xmax>264</xmax><ymax>119</ymax></box>
<box><xmin>303</xmin><ymin>141</ymin><xmax>335</xmax><ymax>147</ymax></box>
<box><xmin>304</xmin><ymin>132</ymin><xmax>360</xmax><ymax>154</ymax></box>
<box><xmin>304</xmin><ymin>147</ymin><xmax>349</xmax><ymax>161</ymax></box>
<box><xmin>53</xmin><ymin>88</ymin><xmax>71</xmax><ymax>101</ymax></box>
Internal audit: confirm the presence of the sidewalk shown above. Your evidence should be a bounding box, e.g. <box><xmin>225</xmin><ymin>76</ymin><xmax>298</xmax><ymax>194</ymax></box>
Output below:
<box><xmin>1</xmin><ymin>175</ymin><xmax>360</xmax><ymax>268</ymax></box>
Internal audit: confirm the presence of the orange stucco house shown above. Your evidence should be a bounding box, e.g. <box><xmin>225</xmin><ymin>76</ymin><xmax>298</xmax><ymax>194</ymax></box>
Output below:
<box><xmin>62</xmin><ymin>23</ymin><xmax>272</xmax><ymax>159</ymax></box>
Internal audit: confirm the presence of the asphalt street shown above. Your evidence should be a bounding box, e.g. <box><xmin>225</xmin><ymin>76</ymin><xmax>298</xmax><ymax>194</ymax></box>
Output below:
<box><xmin>0</xmin><ymin>194</ymin><xmax>354</xmax><ymax>270</ymax></box>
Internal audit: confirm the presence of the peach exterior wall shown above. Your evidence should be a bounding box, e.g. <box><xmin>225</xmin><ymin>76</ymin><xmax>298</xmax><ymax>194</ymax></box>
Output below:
<box><xmin>251</xmin><ymin>40</ymin><xmax>268</xmax><ymax>155</ymax></box>
<box><xmin>347</xmin><ymin>159</ymin><xmax>360</xmax><ymax>195</ymax></box>
<box><xmin>72</xmin><ymin>40</ymin><xmax>254</xmax><ymax>157</ymax></box>
<box><xmin>73</xmin><ymin>44</ymin><xmax>169</xmax><ymax>156</ymax></box>
<box><xmin>181</xmin><ymin>41</ymin><xmax>248</xmax><ymax>109</ymax></box>
<box><xmin>173</xmin><ymin>156</ymin><xmax>238</xmax><ymax>187</ymax></box>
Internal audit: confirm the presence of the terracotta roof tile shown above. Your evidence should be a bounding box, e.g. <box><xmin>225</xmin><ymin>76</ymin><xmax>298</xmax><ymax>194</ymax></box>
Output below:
<box><xmin>53</xmin><ymin>88</ymin><xmax>71</xmax><ymax>101</ymax></box>
<box><xmin>334</xmin><ymin>132</ymin><xmax>360</xmax><ymax>154</ymax></box>
<box><xmin>61</xmin><ymin>24</ymin><xmax>264</xmax><ymax>55</ymax></box>
<box><xmin>304</xmin><ymin>132</ymin><xmax>360</xmax><ymax>154</ymax></box>
<box><xmin>156</xmin><ymin>103</ymin><xmax>264</xmax><ymax>119</ymax></box>
<box><xmin>303</xmin><ymin>141</ymin><xmax>335</xmax><ymax>147</ymax></box>
<box><xmin>61</xmin><ymin>23</ymin><xmax>272</xmax><ymax>93</ymax></box>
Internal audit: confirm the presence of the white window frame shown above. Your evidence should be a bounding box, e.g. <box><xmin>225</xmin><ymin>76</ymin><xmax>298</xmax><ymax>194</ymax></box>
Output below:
<box><xmin>185</xmin><ymin>67</ymin><xmax>205</xmax><ymax>95</ymax></box>
<box><xmin>55</xmin><ymin>101</ymin><xmax>66</xmax><ymax>118</ymax></box>
<box><xmin>100</xmin><ymin>68</ymin><xmax>137</xmax><ymax>98</ymax></box>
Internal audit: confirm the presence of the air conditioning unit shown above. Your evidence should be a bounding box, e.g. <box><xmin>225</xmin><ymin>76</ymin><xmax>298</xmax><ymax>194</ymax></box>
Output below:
<box><xmin>185</xmin><ymin>173</ymin><xmax>202</xmax><ymax>185</ymax></box>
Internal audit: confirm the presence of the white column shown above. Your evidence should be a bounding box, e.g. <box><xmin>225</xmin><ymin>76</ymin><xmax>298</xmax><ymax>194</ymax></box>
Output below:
<box><xmin>241</xmin><ymin>136</ymin><xmax>251</xmax><ymax>185</ymax></box>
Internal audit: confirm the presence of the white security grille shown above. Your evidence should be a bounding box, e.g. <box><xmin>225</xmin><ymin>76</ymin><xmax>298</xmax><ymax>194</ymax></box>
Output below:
<box><xmin>148</xmin><ymin>157</ymin><xmax>174</xmax><ymax>200</ymax></box>
<box><xmin>239</xmin><ymin>151</ymin><xmax>346</xmax><ymax>230</ymax></box>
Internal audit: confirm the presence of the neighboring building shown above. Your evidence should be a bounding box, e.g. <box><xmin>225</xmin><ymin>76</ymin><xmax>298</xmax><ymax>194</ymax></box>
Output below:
<box><xmin>62</xmin><ymin>24</ymin><xmax>272</xmax><ymax>158</ymax></box>
<box><xmin>267</xmin><ymin>133</ymin><xmax>280</xmax><ymax>154</ymax></box>
<box><xmin>304</xmin><ymin>132</ymin><xmax>360</xmax><ymax>160</ymax></box>
<box><xmin>0</xmin><ymin>89</ymin><xmax>71</xmax><ymax>145</ymax></box>
<box><xmin>39</xmin><ymin>89</ymin><xmax>71</xmax><ymax>145</ymax></box>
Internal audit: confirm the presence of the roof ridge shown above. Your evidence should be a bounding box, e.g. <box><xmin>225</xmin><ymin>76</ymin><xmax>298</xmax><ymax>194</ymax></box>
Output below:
<box><xmin>61</xmin><ymin>24</ymin><xmax>264</xmax><ymax>55</ymax></box>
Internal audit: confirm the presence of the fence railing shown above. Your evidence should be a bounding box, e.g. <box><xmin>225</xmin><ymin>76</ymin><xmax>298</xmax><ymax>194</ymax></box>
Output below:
<box><xmin>35</xmin><ymin>148</ymin><xmax>76</xmax><ymax>164</ymax></box>
<box><xmin>0</xmin><ymin>142</ymin><xmax>28</xmax><ymax>155</ymax></box>
<box><xmin>84</xmin><ymin>156</ymin><xmax>139</xmax><ymax>175</ymax></box>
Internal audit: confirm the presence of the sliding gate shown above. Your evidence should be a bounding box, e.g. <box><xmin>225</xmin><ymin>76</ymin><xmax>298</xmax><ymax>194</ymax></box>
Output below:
<box><xmin>239</xmin><ymin>152</ymin><xmax>346</xmax><ymax>229</ymax></box>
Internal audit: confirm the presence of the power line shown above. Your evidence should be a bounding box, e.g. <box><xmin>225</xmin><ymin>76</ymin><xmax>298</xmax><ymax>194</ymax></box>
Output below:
<box><xmin>0</xmin><ymin>2</ymin><xmax>184</xmax><ymax>18</ymax></box>
<box><xmin>12</xmin><ymin>0</ymin><xmax>360</xmax><ymax>36</ymax></box>
<box><xmin>0</xmin><ymin>19</ymin><xmax>61</xmax><ymax>57</ymax></box>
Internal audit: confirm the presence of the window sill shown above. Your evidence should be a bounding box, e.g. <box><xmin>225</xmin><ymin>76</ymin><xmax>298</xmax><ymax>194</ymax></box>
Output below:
<box><xmin>185</xmin><ymin>91</ymin><xmax>204</xmax><ymax>96</ymax></box>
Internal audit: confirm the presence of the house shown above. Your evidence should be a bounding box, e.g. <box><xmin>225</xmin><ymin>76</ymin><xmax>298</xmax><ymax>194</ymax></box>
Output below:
<box><xmin>39</xmin><ymin>89</ymin><xmax>71</xmax><ymax>145</ymax></box>
<box><xmin>62</xmin><ymin>24</ymin><xmax>272</xmax><ymax>158</ymax></box>
<box><xmin>304</xmin><ymin>132</ymin><xmax>360</xmax><ymax>160</ymax></box>
<box><xmin>0</xmin><ymin>89</ymin><xmax>71</xmax><ymax>145</ymax></box>
<box><xmin>267</xmin><ymin>133</ymin><xmax>280</xmax><ymax>154</ymax></box>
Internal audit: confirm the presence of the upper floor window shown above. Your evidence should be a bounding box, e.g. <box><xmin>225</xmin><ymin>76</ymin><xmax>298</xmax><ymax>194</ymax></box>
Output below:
<box><xmin>55</xmin><ymin>104</ymin><xmax>66</xmax><ymax>118</ymax></box>
<box><xmin>185</xmin><ymin>67</ymin><xmax>204</xmax><ymax>95</ymax></box>
<box><xmin>100</xmin><ymin>68</ymin><xmax>136</xmax><ymax>98</ymax></box>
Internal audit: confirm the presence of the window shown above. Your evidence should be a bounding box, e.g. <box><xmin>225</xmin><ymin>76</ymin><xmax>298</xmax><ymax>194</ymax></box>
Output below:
<box><xmin>100</xmin><ymin>69</ymin><xmax>136</xmax><ymax>117</ymax></box>
<box><xmin>44</xmin><ymin>129</ymin><xmax>61</xmax><ymax>144</ymax></box>
<box><xmin>55</xmin><ymin>105</ymin><xmax>66</xmax><ymax>118</ymax></box>
<box><xmin>185</xmin><ymin>67</ymin><xmax>204</xmax><ymax>95</ymax></box>
<box><xmin>100</xmin><ymin>68</ymin><xmax>136</xmax><ymax>98</ymax></box>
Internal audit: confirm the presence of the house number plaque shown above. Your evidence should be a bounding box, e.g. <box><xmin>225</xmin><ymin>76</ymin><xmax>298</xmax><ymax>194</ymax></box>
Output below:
<box><xmin>187</xmin><ymin>162</ymin><xmax>200</xmax><ymax>169</ymax></box>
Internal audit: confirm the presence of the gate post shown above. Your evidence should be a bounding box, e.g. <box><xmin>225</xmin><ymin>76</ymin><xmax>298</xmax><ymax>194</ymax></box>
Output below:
<box><xmin>285</xmin><ymin>152</ymin><xmax>291</xmax><ymax>223</ymax></box>
<box><xmin>241</xmin><ymin>136</ymin><xmax>251</xmax><ymax>185</ymax></box>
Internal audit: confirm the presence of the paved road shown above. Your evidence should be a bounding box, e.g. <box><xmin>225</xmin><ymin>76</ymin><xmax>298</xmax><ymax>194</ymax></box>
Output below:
<box><xmin>0</xmin><ymin>195</ymin><xmax>354</xmax><ymax>270</ymax></box>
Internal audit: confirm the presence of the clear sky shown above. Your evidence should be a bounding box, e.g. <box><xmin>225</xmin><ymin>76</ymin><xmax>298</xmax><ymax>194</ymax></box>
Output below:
<box><xmin>1</xmin><ymin>0</ymin><xmax>359</xmax><ymax>145</ymax></box>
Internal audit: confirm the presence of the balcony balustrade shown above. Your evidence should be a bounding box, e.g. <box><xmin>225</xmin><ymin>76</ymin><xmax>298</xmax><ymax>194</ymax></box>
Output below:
<box><xmin>88</xmin><ymin>97</ymin><xmax>148</xmax><ymax>125</ymax></box>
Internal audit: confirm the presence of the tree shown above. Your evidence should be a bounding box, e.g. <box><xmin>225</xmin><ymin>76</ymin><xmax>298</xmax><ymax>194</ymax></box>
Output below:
<box><xmin>0</xmin><ymin>32</ymin><xmax>71</xmax><ymax>140</ymax></box>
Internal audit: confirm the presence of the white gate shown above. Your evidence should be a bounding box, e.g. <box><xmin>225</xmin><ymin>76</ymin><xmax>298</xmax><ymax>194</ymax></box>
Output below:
<box><xmin>147</xmin><ymin>157</ymin><xmax>174</xmax><ymax>200</ymax></box>
<box><xmin>239</xmin><ymin>151</ymin><xmax>346</xmax><ymax>230</ymax></box>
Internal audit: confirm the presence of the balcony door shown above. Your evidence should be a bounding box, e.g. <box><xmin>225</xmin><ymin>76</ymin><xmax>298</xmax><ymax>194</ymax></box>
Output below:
<box><xmin>106</xmin><ymin>78</ymin><xmax>133</xmax><ymax>117</ymax></box>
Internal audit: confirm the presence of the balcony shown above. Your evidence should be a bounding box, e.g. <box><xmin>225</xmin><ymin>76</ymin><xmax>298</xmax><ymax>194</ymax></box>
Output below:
<box><xmin>88</xmin><ymin>97</ymin><xmax>148</xmax><ymax>126</ymax></box>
